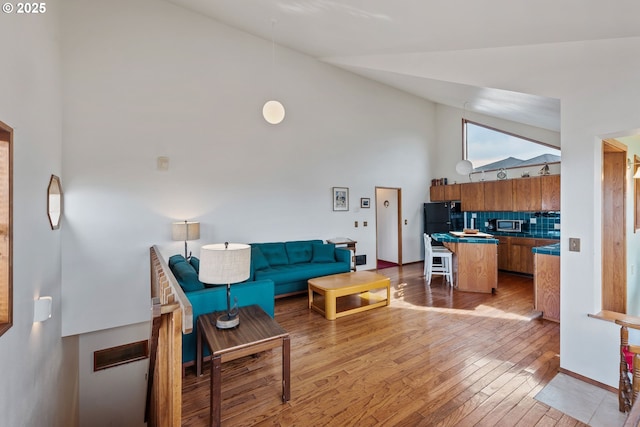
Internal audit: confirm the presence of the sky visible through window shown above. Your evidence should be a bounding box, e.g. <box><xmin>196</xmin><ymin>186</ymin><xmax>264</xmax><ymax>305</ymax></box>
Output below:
<box><xmin>466</xmin><ymin>121</ymin><xmax>560</xmax><ymax>170</ymax></box>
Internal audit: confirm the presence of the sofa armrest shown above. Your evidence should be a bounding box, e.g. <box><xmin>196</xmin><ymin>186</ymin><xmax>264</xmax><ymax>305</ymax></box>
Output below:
<box><xmin>181</xmin><ymin>279</ymin><xmax>275</xmax><ymax>364</ymax></box>
<box><xmin>186</xmin><ymin>279</ymin><xmax>275</xmax><ymax>318</ymax></box>
<box><xmin>335</xmin><ymin>247</ymin><xmax>351</xmax><ymax>264</ymax></box>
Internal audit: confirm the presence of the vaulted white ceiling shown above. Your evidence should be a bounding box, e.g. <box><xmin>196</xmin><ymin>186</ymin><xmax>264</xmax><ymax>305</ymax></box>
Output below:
<box><xmin>165</xmin><ymin>0</ymin><xmax>640</xmax><ymax>132</ymax></box>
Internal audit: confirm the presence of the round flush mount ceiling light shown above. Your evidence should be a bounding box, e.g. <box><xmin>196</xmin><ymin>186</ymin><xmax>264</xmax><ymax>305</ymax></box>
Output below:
<box><xmin>262</xmin><ymin>100</ymin><xmax>285</xmax><ymax>125</ymax></box>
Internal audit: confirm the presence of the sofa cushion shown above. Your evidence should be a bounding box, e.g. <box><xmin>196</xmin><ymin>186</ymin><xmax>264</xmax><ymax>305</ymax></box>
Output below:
<box><xmin>312</xmin><ymin>243</ymin><xmax>335</xmax><ymax>263</ymax></box>
<box><xmin>255</xmin><ymin>243</ymin><xmax>289</xmax><ymax>266</ymax></box>
<box><xmin>171</xmin><ymin>259</ymin><xmax>204</xmax><ymax>292</ymax></box>
<box><xmin>285</xmin><ymin>241</ymin><xmax>315</xmax><ymax>264</ymax></box>
<box><xmin>168</xmin><ymin>254</ymin><xmax>186</xmax><ymax>268</ymax></box>
<box><xmin>189</xmin><ymin>256</ymin><xmax>200</xmax><ymax>273</ymax></box>
<box><xmin>251</xmin><ymin>246</ymin><xmax>270</xmax><ymax>271</ymax></box>
<box><xmin>254</xmin><ymin>262</ymin><xmax>347</xmax><ymax>285</ymax></box>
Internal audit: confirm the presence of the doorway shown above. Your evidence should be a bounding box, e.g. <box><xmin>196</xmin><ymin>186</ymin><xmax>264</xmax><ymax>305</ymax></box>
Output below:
<box><xmin>602</xmin><ymin>139</ymin><xmax>627</xmax><ymax>313</ymax></box>
<box><xmin>375</xmin><ymin>187</ymin><xmax>402</xmax><ymax>269</ymax></box>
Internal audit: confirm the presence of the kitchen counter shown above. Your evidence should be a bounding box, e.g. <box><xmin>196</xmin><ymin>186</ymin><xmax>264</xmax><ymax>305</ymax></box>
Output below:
<box><xmin>483</xmin><ymin>230</ymin><xmax>561</xmax><ymax>239</ymax></box>
<box><xmin>431</xmin><ymin>232</ymin><xmax>498</xmax><ymax>244</ymax></box>
<box><xmin>431</xmin><ymin>232</ymin><xmax>498</xmax><ymax>293</ymax></box>
<box><xmin>532</xmin><ymin>242</ymin><xmax>560</xmax><ymax>256</ymax></box>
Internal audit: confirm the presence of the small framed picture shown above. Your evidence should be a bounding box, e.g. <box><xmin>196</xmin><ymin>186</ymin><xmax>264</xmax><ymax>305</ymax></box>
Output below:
<box><xmin>360</xmin><ymin>198</ymin><xmax>370</xmax><ymax>208</ymax></box>
<box><xmin>332</xmin><ymin>187</ymin><xmax>349</xmax><ymax>211</ymax></box>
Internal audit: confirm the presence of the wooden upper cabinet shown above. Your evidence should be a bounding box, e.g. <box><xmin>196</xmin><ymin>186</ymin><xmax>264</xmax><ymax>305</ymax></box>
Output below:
<box><xmin>430</xmin><ymin>185</ymin><xmax>445</xmax><ymax>202</ymax></box>
<box><xmin>430</xmin><ymin>184</ymin><xmax>461</xmax><ymax>202</ymax></box>
<box><xmin>444</xmin><ymin>184</ymin><xmax>461</xmax><ymax>201</ymax></box>
<box><xmin>513</xmin><ymin>177</ymin><xmax>542</xmax><ymax>212</ymax></box>
<box><xmin>460</xmin><ymin>182</ymin><xmax>484</xmax><ymax>211</ymax></box>
<box><xmin>541</xmin><ymin>175</ymin><xmax>560</xmax><ymax>211</ymax></box>
<box><xmin>484</xmin><ymin>180</ymin><xmax>513</xmax><ymax>211</ymax></box>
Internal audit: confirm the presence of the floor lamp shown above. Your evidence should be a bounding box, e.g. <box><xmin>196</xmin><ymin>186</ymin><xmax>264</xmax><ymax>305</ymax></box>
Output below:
<box><xmin>171</xmin><ymin>220</ymin><xmax>200</xmax><ymax>259</ymax></box>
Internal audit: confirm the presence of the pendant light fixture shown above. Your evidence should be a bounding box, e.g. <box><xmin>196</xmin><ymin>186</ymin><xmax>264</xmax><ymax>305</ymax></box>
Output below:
<box><xmin>263</xmin><ymin>19</ymin><xmax>285</xmax><ymax>125</ymax></box>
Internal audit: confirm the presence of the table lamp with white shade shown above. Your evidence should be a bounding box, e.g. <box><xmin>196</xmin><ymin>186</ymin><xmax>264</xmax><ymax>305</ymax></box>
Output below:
<box><xmin>198</xmin><ymin>242</ymin><xmax>251</xmax><ymax>329</ymax></box>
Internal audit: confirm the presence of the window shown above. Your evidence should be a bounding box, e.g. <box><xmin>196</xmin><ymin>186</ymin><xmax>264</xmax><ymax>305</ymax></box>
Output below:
<box><xmin>0</xmin><ymin>121</ymin><xmax>11</xmax><ymax>337</ymax></box>
<box><xmin>464</xmin><ymin>120</ymin><xmax>560</xmax><ymax>172</ymax></box>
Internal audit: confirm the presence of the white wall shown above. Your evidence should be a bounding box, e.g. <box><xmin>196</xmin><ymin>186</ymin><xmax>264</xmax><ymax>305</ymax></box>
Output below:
<box><xmin>60</xmin><ymin>0</ymin><xmax>436</xmax><ymax>337</ymax></box>
<box><xmin>60</xmin><ymin>1</ymin><xmax>436</xmax><ymax>424</ymax></box>
<box><xmin>79</xmin><ymin>322</ymin><xmax>149</xmax><ymax>427</ymax></box>
<box><xmin>0</xmin><ymin>6</ymin><xmax>79</xmax><ymax>427</ymax></box>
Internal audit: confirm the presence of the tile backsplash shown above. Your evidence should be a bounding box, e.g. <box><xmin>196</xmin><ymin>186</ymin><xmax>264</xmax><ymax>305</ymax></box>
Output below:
<box><xmin>467</xmin><ymin>211</ymin><xmax>560</xmax><ymax>238</ymax></box>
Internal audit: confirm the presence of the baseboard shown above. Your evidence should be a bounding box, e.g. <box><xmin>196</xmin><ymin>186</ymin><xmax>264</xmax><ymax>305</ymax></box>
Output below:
<box><xmin>558</xmin><ymin>367</ymin><xmax>618</xmax><ymax>394</ymax></box>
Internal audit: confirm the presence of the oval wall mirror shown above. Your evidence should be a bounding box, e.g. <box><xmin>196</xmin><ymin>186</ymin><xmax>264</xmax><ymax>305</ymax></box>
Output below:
<box><xmin>47</xmin><ymin>175</ymin><xmax>62</xmax><ymax>230</ymax></box>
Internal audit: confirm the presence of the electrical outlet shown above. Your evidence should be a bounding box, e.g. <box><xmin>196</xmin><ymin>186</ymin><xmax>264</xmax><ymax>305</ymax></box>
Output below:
<box><xmin>554</xmin><ymin>223</ymin><xmax>561</xmax><ymax>230</ymax></box>
<box><xmin>569</xmin><ymin>238</ymin><xmax>581</xmax><ymax>252</ymax></box>
<box><xmin>363</xmin><ymin>221</ymin><xmax>368</xmax><ymax>227</ymax></box>
<box><xmin>530</xmin><ymin>218</ymin><xmax>536</xmax><ymax>224</ymax></box>
<box><xmin>471</xmin><ymin>213</ymin><xmax>477</xmax><ymax>218</ymax></box>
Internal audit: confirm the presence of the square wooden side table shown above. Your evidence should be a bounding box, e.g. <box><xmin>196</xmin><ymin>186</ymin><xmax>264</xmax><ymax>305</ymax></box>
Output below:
<box><xmin>196</xmin><ymin>305</ymin><xmax>290</xmax><ymax>427</ymax></box>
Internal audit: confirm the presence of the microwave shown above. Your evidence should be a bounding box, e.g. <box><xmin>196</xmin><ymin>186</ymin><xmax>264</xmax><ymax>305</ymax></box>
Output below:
<box><xmin>496</xmin><ymin>219</ymin><xmax>523</xmax><ymax>232</ymax></box>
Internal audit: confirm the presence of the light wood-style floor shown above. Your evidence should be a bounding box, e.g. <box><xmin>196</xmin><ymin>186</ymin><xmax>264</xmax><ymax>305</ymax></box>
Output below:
<box><xmin>182</xmin><ymin>263</ymin><xmax>587</xmax><ymax>426</ymax></box>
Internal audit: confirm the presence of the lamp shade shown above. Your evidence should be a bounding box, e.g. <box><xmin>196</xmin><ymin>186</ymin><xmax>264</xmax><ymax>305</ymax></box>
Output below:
<box><xmin>171</xmin><ymin>221</ymin><xmax>200</xmax><ymax>241</ymax></box>
<box><xmin>199</xmin><ymin>243</ymin><xmax>251</xmax><ymax>285</ymax></box>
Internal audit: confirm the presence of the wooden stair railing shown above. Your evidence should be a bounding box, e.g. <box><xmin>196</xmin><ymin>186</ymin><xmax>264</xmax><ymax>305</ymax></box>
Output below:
<box><xmin>146</xmin><ymin>246</ymin><xmax>193</xmax><ymax>427</ymax></box>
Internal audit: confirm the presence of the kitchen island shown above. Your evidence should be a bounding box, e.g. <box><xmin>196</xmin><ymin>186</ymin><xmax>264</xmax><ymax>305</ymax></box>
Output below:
<box><xmin>431</xmin><ymin>232</ymin><xmax>498</xmax><ymax>293</ymax></box>
<box><xmin>532</xmin><ymin>242</ymin><xmax>560</xmax><ymax>322</ymax></box>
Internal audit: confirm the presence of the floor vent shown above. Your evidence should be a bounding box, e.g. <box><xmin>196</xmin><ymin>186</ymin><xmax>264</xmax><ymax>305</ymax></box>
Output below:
<box><xmin>94</xmin><ymin>340</ymin><xmax>149</xmax><ymax>371</ymax></box>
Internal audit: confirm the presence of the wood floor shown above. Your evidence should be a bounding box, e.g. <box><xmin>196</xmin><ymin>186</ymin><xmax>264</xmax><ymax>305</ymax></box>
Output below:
<box><xmin>182</xmin><ymin>263</ymin><xmax>587</xmax><ymax>426</ymax></box>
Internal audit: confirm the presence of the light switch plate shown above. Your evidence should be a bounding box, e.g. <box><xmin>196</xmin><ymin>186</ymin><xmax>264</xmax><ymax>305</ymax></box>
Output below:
<box><xmin>569</xmin><ymin>238</ymin><xmax>581</xmax><ymax>252</ymax></box>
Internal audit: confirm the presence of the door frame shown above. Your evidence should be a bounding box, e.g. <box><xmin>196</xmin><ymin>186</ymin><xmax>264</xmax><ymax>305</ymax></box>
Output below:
<box><xmin>601</xmin><ymin>138</ymin><xmax>627</xmax><ymax>313</ymax></box>
<box><xmin>375</xmin><ymin>187</ymin><xmax>402</xmax><ymax>266</ymax></box>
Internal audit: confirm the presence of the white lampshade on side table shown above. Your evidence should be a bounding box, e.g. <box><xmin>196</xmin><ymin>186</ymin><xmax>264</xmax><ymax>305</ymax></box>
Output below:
<box><xmin>199</xmin><ymin>242</ymin><xmax>251</xmax><ymax>329</ymax></box>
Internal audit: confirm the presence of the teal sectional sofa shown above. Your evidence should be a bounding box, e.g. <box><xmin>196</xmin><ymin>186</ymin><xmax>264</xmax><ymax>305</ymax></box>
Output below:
<box><xmin>167</xmin><ymin>254</ymin><xmax>275</xmax><ymax>365</ymax></box>
<box><xmin>167</xmin><ymin>239</ymin><xmax>349</xmax><ymax>365</ymax></box>
<box><xmin>250</xmin><ymin>240</ymin><xmax>351</xmax><ymax>296</ymax></box>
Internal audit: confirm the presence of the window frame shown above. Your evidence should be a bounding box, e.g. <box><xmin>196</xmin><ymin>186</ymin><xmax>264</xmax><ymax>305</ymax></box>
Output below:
<box><xmin>0</xmin><ymin>120</ymin><xmax>12</xmax><ymax>337</ymax></box>
<box><xmin>462</xmin><ymin>119</ymin><xmax>560</xmax><ymax>173</ymax></box>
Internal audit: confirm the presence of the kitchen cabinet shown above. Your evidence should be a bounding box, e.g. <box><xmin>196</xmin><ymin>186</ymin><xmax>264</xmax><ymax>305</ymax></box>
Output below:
<box><xmin>430</xmin><ymin>185</ymin><xmax>444</xmax><ymax>202</ymax></box>
<box><xmin>430</xmin><ymin>184</ymin><xmax>460</xmax><ymax>202</ymax></box>
<box><xmin>430</xmin><ymin>174</ymin><xmax>560</xmax><ymax>212</ymax></box>
<box><xmin>513</xmin><ymin>177</ymin><xmax>542</xmax><ymax>211</ymax></box>
<box><xmin>496</xmin><ymin>236</ymin><xmax>510</xmax><ymax>271</ymax></box>
<box><xmin>497</xmin><ymin>237</ymin><xmax>559</xmax><ymax>275</ymax></box>
<box><xmin>534</xmin><ymin>253</ymin><xmax>560</xmax><ymax>322</ymax></box>
<box><xmin>541</xmin><ymin>175</ymin><xmax>561</xmax><ymax>211</ymax></box>
<box><xmin>509</xmin><ymin>237</ymin><xmax>537</xmax><ymax>275</ymax></box>
<box><xmin>484</xmin><ymin>180</ymin><xmax>513</xmax><ymax>211</ymax></box>
<box><xmin>444</xmin><ymin>184</ymin><xmax>461</xmax><ymax>201</ymax></box>
<box><xmin>460</xmin><ymin>182</ymin><xmax>484</xmax><ymax>211</ymax></box>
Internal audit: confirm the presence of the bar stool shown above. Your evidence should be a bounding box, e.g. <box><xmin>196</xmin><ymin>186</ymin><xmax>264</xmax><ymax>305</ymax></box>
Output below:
<box><xmin>423</xmin><ymin>233</ymin><xmax>453</xmax><ymax>286</ymax></box>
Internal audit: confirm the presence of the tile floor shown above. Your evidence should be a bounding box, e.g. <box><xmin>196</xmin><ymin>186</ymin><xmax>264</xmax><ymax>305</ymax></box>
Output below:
<box><xmin>535</xmin><ymin>373</ymin><xmax>628</xmax><ymax>426</ymax></box>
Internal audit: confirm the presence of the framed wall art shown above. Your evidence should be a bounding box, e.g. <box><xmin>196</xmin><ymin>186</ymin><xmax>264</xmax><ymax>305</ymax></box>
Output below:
<box><xmin>332</xmin><ymin>187</ymin><xmax>349</xmax><ymax>211</ymax></box>
<box><xmin>360</xmin><ymin>198</ymin><xmax>370</xmax><ymax>208</ymax></box>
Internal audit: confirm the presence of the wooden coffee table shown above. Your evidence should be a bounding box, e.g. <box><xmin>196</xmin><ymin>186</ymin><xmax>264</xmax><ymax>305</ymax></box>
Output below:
<box><xmin>308</xmin><ymin>271</ymin><xmax>391</xmax><ymax>320</ymax></box>
<box><xmin>196</xmin><ymin>305</ymin><xmax>290</xmax><ymax>427</ymax></box>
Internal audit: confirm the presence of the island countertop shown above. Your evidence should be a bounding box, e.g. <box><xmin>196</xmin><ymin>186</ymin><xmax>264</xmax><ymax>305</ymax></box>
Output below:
<box><xmin>431</xmin><ymin>232</ymin><xmax>498</xmax><ymax>245</ymax></box>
